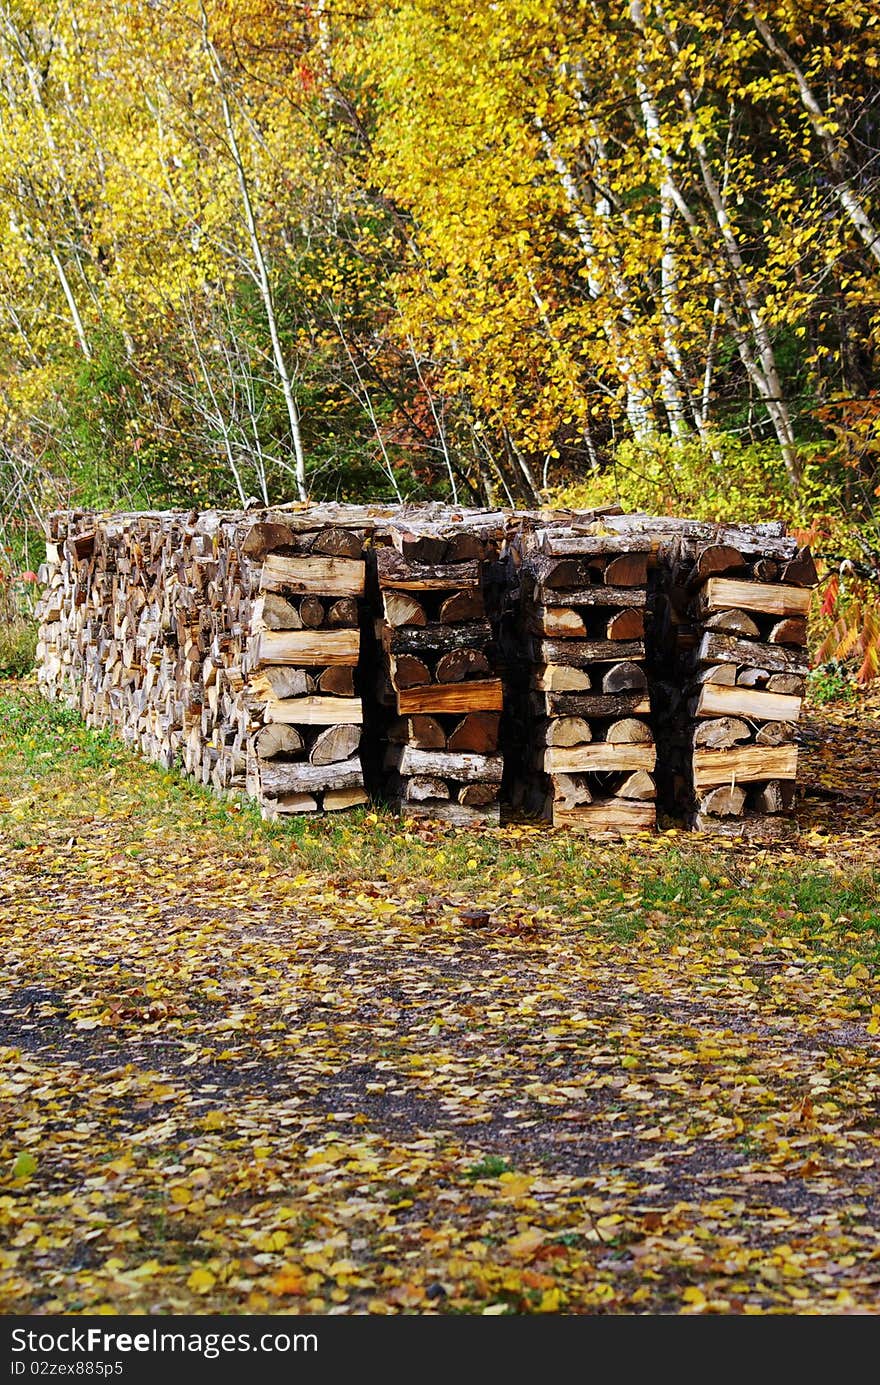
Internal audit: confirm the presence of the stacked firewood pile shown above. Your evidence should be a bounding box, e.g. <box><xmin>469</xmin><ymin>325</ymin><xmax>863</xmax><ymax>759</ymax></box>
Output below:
<box><xmin>36</xmin><ymin>504</ymin><xmax>818</xmax><ymax>837</ymax></box>
<box><xmin>372</xmin><ymin>514</ymin><xmax>507</xmax><ymax>825</ymax></box>
<box><xmin>650</xmin><ymin>521</ymin><xmax>816</xmax><ymax>838</ymax></box>
<box><xmin>503</xmin><ymin>518</ymin><xmax>657</xmax><ymax>832</ymax></box>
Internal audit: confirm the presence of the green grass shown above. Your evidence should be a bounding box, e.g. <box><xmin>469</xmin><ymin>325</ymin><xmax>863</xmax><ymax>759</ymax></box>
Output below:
<box><xmin>1</xmin><ymin>681</ymin><xmax>878</xmax><ymax>973</ymax></box>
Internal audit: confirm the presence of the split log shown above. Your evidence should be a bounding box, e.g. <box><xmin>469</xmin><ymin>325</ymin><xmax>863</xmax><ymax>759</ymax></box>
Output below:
<box><xmin>271</xmin><ymin>793</ymin><xmax>319</xmax><ymax>814</ymax></box>
<box><xmin>692</xmin><ymin>543</ymin><xmax>747</xmax><ymax>584</ymax></box>
<box><xmin>705</xmin><ymin>608</ymin><xmax>761</xmax><ymax>638</ymax></box>
<box><xmin>446</xmin><ymin>712</ymin><xmax>500</xmax><ymax>753</ymax></box>
<box><xmin>319</xmin><ymin>666</ymin><xmax>356</xmax><ymax>696</ymax></box>
<box><xmin>694</xmin><ymin>682</ymin><xmax>801</xmax><ymax>723</ymax></box>
<box><xmin>253</xmin><ymin>724</ymin><xmax>304</xmax><ymax>758</ymax></box>
<box><xmin>603</xmin><ymin>553</ymin><xmax>648</xmax><ymax>587</ymax></box>
<box><xmin>766</xmin><ymin>673</ymin><xmax>805</xmax><ymax>695</ymax></box>
<box><xmin>458</xmin><ymin>783</ymin><xmax>500</xmax><ymax>806</ymax></box>
<box><xmin>402</xmin><ymin>801</ymin><xmax>500</xmax><ymax>826</ymax></box>
<box><xmin>436</xmin><ymin>648</ymin><xmax>492</xmax><ymax>683</ymax></box>
<box><xmin>606</xmin><ymin>608</ymin><xmax>645</xmax><ymax>639</ymax></box>
<box><xmin>695</xmin><ymin>663</ymin><xmax>737</xmax><ymax>685</ymax></box>
<box><xmin>697</xmin><ymin>632</ymin><xmax>810</xmax><ymax>675</ymax></box>
<box><xmin>538</xmin><ymin>639</ymin><xmax>645</xmax><ymax>668</ymax></box>
<box><xmin>701</xmin><ymin>577</ymin><xmax>812</xmax><ymax>618</ymax></box>
<box><xmin>241</xmin><ymin>521</ymin><xmax>295</xmax><ymax>556</ymax></box>
<box><xmin>616</xmin><ymin>770</ymin><xmax>656</xmax><ymax>800</ymax></box>
<box><xmin>387</xmin><ymin>715</ymin><xmax>446</xmax><ymax>749</ymax></box>
<box><xmin>602</xmin><ymin>661</ymin><xmax>648</xmax><ymax>693</ymax></box>
<box><xmin>376</xmin><ymin>549</ymin><xmax>480</xmax><ymax>590</ymax></box>
<box><xmin>532</xmin><ymin>665</ymin><xmax>591</xmax><ymax>692</ymax></box>
<box><xmin>698</xmin><ymin>785</ymin><xmax>747</xmax><ymax>817</ymax></box>
<box><xmin>405</xmin><ymin>775</ymin><xmax>451</xmax><ymax>802</ymax></box>
<box><xmin>390</xmin><ymin>655</ymin><xmax>432</xmax><ymax>688</ymax></box>
<box><xmin>312</xmin><ymin>528</ymin><xmax>363</xmax><ymax>559</ymax></box>
<box><xmin>299</xmin><ymin>595</ymin><xmax>325</xmax><ymax>628</ymax></box>
<box><xmin>439</xmin><ymin>589</ymin><xmax>485</xmax><ymax>623</ymax></box>
<box><xmin>258</xmin><ymin>629</ymin><xmax>359</xmax><ymax>667</ymax></box>
<box><xmin>535</xmin><ymin>584</ymin><xmax>647</xmax><ymax>609</ymax></box>
<box><xmin>259</xmin><ymin>554</ymin><xmax>365</xmax><ymax>597</ymax></box>
<box><xmin>260</xmin><ymin>593</ymin><xmax>302</xmax><ymax>630</ymax></box>
<box><xmin>605</xmin><ymin>717</ymin><xmax>653</xmax><ymax>743</ymax></box>
<box><xmin>752</xmin><ymin>558</ymin><xmax>778</xmax><ymax>582</ymax></box>
<box><xmin>392</xmin><ymin>746</ymin><xmax>504</xmax><ymax>781</ymax></box>
<box><xmin>755</xmin><ymin>721</ymin><xmax>797</xmax><ymax>746</ymax></box>
<box><xmin>552</xmin><ymin>801</ymin><xmax>655</xmax><ymax>831</ymax></box>
<box><xmin>535</xmin><ymin>691</ymin><xmax>651</xmax><ymax>718</ymax></box>
<box><xmin>397</xmin><ymin>680</ymin><xmax>503</xmax><ymax>715</ymax></box>
<box><xmin>310</xmin><ymin>724</ymin><xmax>362</xmax><ymax>765</ymax></box>
<box><xmin>257</xmin><ymin>755</ymin><xmax>364</xmax><ymax>794</ymax></box>
<box><xmin>755</xmin><ymin>779</ymin><xmax>796</xmax><ymax>813</ymax></box>
<box><xmin>383</xmin><ymin>591</ymin><xmax>427</xmax><ymax>628</ymax></box>
<box><xmin>387</xmin><ymin>622</ymin><xmax>492</xmax><ymax>655</ymax></box>
<box><xmin>693</xmin><ymin>716</ymin><xmax>751</xmax><ymax>749</ymax></box>
<box><xmin>691</xmin><ymin>744</ymin><xmax>798</xmax><ymax>788</ymax></box>
<box><xmin>324</xmin><ymin>787</ymin><xmax>369</xmax><ymax>811</ymax></box>
<box><xmin>530</xmin><ymin>607</ymin><xmax>588</xmax><ymax>638</ymax></box>
<box><xmin>543</xmin><ymin>716</ymin><xmax>593</xmax><ymax>747</ymax></box>
<box><xmin>768</xmin><ymin>617</ymin><xmax>807</xmax><ymax>646</ymax></box>
<box><xmin>737</xmin><ymin>668</ymin><xmax>770</xmax><ymax>687</ymax></box>
<box><xmin>391</xmin><ymin>528</ymin><xmax>449</xmax><ymax>564</ymax></box>
<box><xmin>327</xmin><ymin>598</ymin><xmax>359</xmax><ymax>627</ymax></box>
<box><xmin>264</xmin><ymin>696</ymin><xmax>363</xmax><ymax>725</ymax></box>
<box><xmin>251</xmin><ymin>667</ymin><xmax>311</xmax><ymax>700</ymax></box>
<box><xmin>552</xmin><ymin>774</ymin><xmax>593</xmax><ymax>807</ymax></box>
<box><xmin>544</xmin><ymin>743</ymin><xmax>656</xmax><ymax>774</ymax></box>
<box><xmin>780</xmin><ymin>547</ymin><xmax>818</xmax><ymax>587</ymax></box>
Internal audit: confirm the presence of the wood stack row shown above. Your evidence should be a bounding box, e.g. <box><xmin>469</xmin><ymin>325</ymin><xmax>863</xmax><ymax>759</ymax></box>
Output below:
<box><xmin>373</xmin><ymin>515</ymin><xmax>507</xmax><ymax>825</ymax></box>
<box><xmin>506</xmin><ymin>518</ymin><xmax>657</xmax><ymax>832</ymax></box>
<box><xmin>680</xmin><ymin>537</ymin><xmax>815</xmax><ymax>837</ymax></box>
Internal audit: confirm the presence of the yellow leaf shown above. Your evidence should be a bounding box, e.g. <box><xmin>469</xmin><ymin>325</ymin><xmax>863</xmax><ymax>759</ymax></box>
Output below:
<box><xmin>507</xmin><ymin>1226</ymin><xmax>545</xmax><ymax>1259</ymax></box>
<box><xmin>187</xmin><ymin>1267</ymin><xmax>216</xmax><ymax>1294</ymax></box>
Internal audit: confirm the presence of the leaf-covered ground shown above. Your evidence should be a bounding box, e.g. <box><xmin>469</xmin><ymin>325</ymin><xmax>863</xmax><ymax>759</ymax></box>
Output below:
<box><xmin>1</xmin><ymin>682</ymin><xmax>878</xmax><ymax>1316</ymax></box>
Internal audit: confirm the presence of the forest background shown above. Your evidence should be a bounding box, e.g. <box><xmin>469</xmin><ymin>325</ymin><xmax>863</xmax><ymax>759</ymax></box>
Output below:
<box><xmin>0</xmin><ymin>0</ymin><xmax>878</xmax><ymax>685</ymax></box>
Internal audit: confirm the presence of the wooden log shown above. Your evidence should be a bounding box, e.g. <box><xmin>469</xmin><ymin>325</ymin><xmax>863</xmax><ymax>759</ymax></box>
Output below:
<box><xmin>447</xmin><ymin>530</ymin><xmax>494</xmax><ymax>563</ymax></box>
<box><xmin>544</xmin><ymin>744</ymin><xmax>656</xmax><ymax>773</ymax></box>
<box><xmin>616</xmin><ymin>770</ymin><xmax>656</xmax><ymax>800</ymax></box>
<box><xmin>259</xmin><ymin>554</ymin><xmax>365</xmax><ymax>597</ymax></box>
<box><xmin>552</xmin><ymin>801</ymin><xmax>655</xmax><ymax>832</ymax></box>
<box><xmin>552</xmin><ymin>774</ymin><xmax>592</xmax><ymax>807</ymax></box>
<box><xmin>531</xmin><ymin>665</ymin><xmax>591</xmax><ymax>692</ymax></box>
<box><xmin>692</xmin><ymin>543</ymin><xmax>747</xmax><ymax>584</ymax></box>
<box><xmin>602</xmin><ymin>661</ymin><xmax>648</xmax><ymax>693</ymax></box>
<box><xmin>698</xmin><ymin>785</ymin><xmax>747</xmax><ymax>817</ymax></box>
<box><xmin>270</xmin><ymin>793</ymin><xmax>319</xmax><ymax>814</ymax></box>
<box><xmin>258</xmin><ymin>629</ymin><xmax>359</xmax><ymax>667</ymax></box>
<box><xmin>383</xmin><ymin>591</ymin><xmax>427</xmax><ymax>627</ymax></box>
<box><xmin>530</xmin><ymin>607</ymin><xmax>588</xmax><ymax>638</ymax></box>
<box><xmin>752</xmin><ymin>557</ymin><xmax>779</xmax><ymax>582</ymax></box>
<box><xmin>253</xmin><ymin>724</ymin><xmax>304</xmax><ymax>758</ymax></box>
<box><xmin>701</xmin><ymin>577</ymin><xmax>812</xmax><ymax>618</ymax></box>
<box><xmin>439</xmin><ymin>589</ymin><xmax>485</xmax><ymax>623</ymax></box>
<box><xmin>390</xmin><ymin>654</ymin><xmax>432</xmax><ymax>688</ymax></box>
<box><xmin>538</xmin><ymin>639</ymin><xmax>644</xmax><ymax>667</ymax></box>
<box><xmin>446</xmin><ymin>712</ymin><xmax>500</xmax><ymax>753</ymax></box>
<box><xmin>691</xmin><ymin>744</ymin><xmax>798</xmax><ymax>788</ymax></box>
<box><xmin>405</xmin><ymin>776</ymin><xmax>451</xmax><ymax>802</ymax></box>
<box><xmin>299</xmin><ymin>595</ymin><xmax>325</xmax><ymax>628</ymax></box>
<box><xmin>310</xmin><ymin>724</ymin><xmax>362</xmax><ymax>765</ymax></box>
<box><xmin>605</xmin><ymin>717</ymin><xmax>653</xmax><ymax>744</ymax></box>
<box><xmin>695</xmin><ymin>663</ymin><xmax>737</xmax><ymax>685</ymax></box>
<box><xmin>458</xmin><ymin>782</ymin><xmax>500</xmax><ymax>806</ymax></box>
<box><xmin>697</xmin><ymin>632</ymin><xmax>810</xmax><ymax>675</ymax></box>
<box><xmin>536</xmin><ymin>584</ymin><xmax>647</xmax><ymax>608</ymax></box>
<box><xmin>264</xmin><ymin>696</ymin><xmax>363</xmax><ymax>725</ymax></box>
<box><xmin>603</xmin><ymin>553</ymin><xmax>648</xmax><ymax>587</ymax></box>
<box><xmin>435</xmin><ymin>648</ymin><xmax>492</xmax><ymax>682</ymax></box>
<box><xmin>695</xmin><ymin>682</ymin><xmax>801</xmax><ymax>723</ymax></box>
<box><xmin>705</xmin><ymin>608</ymin><xmax>761</xmax><ymax>638</ymax></box>
<box><xmin>319</xmin><ymin>666</ymin><xmax>356</xmax><ymax>696</ymax></box>
<box><xmin>755</xmin><ymin>779</ymin><xmax>796</xmax><ymax>812</ymax></box>
<box><xmin>693</xmin><ymin>716</ymin><xmax>751</xmax><ymax>749</ymax></box>
<box><xmin>691</xmin><ymin>814</ymin><xmax>798</xmax><ymax>840</ymax></box>
<box><xmin>250</xmin><ymin>667</ymin><xmax>311</xmax><ymax>700</ymax></box>
<box><xmin>755</xmin><ymin>721</ymin><xmax>797</xmax><ymax>746</ymax></box>
<box><xmin>393</xmin><ymin>746</ymin><xmax>504</xmax><ymax>781</ymax></box>
<box><xmin>324</xmin><ymin>786</ymin><xmax>369</xmax><ymax>811</ymax></box>
<box><xmin>260</xmin><ymin>593</ymin><xmax>302</xmax><ymax>630</ymax></box>
<box><xmin>766</xmin><ymin>673</ymin><xmax>805</xmax><ymax>695</ymax></box>
<box><xmin>376</xmin><ymin>549</ymin><xmax>480</xmax><ymax>590</ymax></box>
<box><xmin>535</xmin><ymin>691</ymin><xmax>651</xmax><ymax>718</ymax></box>
<box><xmin>606</xmin><ymin>608</ymin><xmax>645</xmax><ymax>639</ymax></box>
<box><xmin>737</xmin><ymin>668</ymin><xmax>770</xmax><ymax>687</ymax></box>
<box><xmin>327</xmin><ymin>597</ymin><xmax>359</xmax><ymax>627</ymax></box>
<box><xmin>780</xmin><ymin>546</ymin><xmax>818</xmax><ymax>587</ymax></box>
<box><xmin>769</xmin><ymin>617</ymin><xmax>807</xmax><ymax>646</ymax></box>
<box><xmin>543</xmin><ymin>716</ymin><xmax>593</xmax><ymax>747</ymax></box>
<box><xmin>386</xmin><ymin>622</ymin><xmax>492</xmax><ymax>655</ymax></box>
<box><xmin>402</xmin><ymin>801</ymin><xmax>500</xmax><ymax>826</ymax></box>
<box><xmin>391</xmin><ymin>528</ymin><xmax>448</xmax><ymax>564</ymax></box>
<box><xmin>390</xmin><ymin>715</ymin><xmax>447</xmax><ymax>749</ymax></box>
<box><xmin>397</xmin><ymin>680</ymin><xmax>503</xmax><ymax>715</ymax></box>
<box><xmin>258</xmin><ymin>756</ymin><xmax>363</xmax><ymax>794</ymax></box>
<box><xmin>241</xmin><ymin>521</ymin><xmax>295</xmax><ymax>556</ymax></box>
<box><xmin>312</xmin><ymin>528</ymin><xmax>363</xmax><ymax>559</ymax></box>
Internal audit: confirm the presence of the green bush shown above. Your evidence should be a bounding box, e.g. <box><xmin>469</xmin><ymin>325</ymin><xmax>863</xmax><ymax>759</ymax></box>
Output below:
<box><xmin>0</xmin><ymin>619</ymin><xmax>37</xmax><ymax>677</ymax></box>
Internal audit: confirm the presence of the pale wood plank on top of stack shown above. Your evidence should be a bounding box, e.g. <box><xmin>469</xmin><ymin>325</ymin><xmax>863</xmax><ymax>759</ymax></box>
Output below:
<box><xmin>373</xmin><ymin>510</ymin><xmax>506</xmax><ymax>824</ymax></box>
